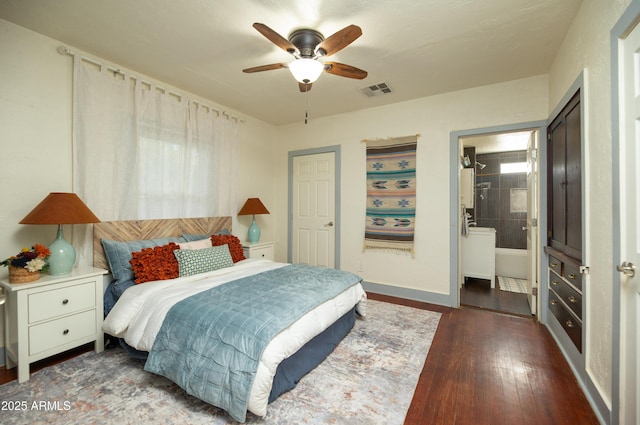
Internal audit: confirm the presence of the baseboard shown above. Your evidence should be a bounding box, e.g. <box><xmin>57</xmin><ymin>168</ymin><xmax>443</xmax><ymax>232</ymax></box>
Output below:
<box><xmin>583</xmin><ymin>372</ymin><xmax>611</xmax><ymax>425</ymax></box>
<box><xmin>361</xmin><ymin>281</ymin><xmax>452</xmax><ymax>307</ymax></box>
<box><xmin>545</xmin><ymin>318</ymin><xmax>610</xmax><ymax>424</ymax></box>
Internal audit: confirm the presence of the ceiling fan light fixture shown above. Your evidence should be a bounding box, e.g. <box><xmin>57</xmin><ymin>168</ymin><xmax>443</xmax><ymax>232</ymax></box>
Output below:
<box><xmin>289</xmin><ymin>58</ymin><xmax>324</xmax><ymax>84</ymax></box>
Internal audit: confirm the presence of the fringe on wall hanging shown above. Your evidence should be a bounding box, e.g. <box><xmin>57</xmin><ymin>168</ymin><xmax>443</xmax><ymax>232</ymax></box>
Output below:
<box><xmin>362</xmin><ymin>134</ymin><xmax>419</xmax><ymax>256</ymax></box>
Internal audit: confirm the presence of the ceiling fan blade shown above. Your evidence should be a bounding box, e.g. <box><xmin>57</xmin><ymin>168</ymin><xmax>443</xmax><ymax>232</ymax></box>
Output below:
<box><xmin>299</xmin><ymin>82</ymin><xmax>313</xmax><ymax>92</ymax></box>
<box><xmin>243</xmin><ymin>63</ymin><xmax>288</xmax><ymax>73</ymax></box>
<box><xmin>324</xmin><ymin>62</ymin><xmax>368</xmax><ymax>79</ymax></box>
<box><xmin>252</xmin><ymin>23</ymin><xmax>298</xmax><ymax>54</ymax></box>
<box><xmin>315</xmin><ymin>25</ymin><xmax>362</xmax><ymax>57</ymax></box>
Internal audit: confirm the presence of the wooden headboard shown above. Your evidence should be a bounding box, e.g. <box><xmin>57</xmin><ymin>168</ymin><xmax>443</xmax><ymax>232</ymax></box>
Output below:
<box><xmin>93</xmin><ymin>216</ymin><xmax>232</xmax><ymax>271</ymax></box>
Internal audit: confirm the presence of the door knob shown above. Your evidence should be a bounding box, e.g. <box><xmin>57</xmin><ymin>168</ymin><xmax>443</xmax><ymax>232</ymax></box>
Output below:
<box><xmin>326</xmin><ymin>221</ymin><xmax>334</xmax><ymax>227</ymax></box>
<box><xmin>617</xmin><ymin>261</ymin><xmax>636</xmax><ymax>277</ymax></box>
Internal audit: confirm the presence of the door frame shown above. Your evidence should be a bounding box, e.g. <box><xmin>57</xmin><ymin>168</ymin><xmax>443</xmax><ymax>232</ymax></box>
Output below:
<box><xmin>449</xmin><ymin>121</ymin><xmax>547</xmax><ymax>311</ymax></box>
<box><xmin>611</xmin><ymin>2</ymin><xmax>640</xmax><ymax>423</ymax></box>
<box><xmin>526</xmin><ymin>131</ymin><xmax>539</xmax><ymax>316</ymax></box>
<box><xmin>287</xmin><ymin>145</ymin><xmax>341</xmax><ymax>267</ymax></box>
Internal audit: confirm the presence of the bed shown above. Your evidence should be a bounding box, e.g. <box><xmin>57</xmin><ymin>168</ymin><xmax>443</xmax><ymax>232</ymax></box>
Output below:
<box><xmin>94</xmin><ymin>217</ymin><xmax>366</xmax><ymax>422</ymax></box>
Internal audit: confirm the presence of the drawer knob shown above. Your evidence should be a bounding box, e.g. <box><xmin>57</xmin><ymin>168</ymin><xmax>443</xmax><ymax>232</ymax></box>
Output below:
<box><xmin>566</xmin><ymin>320</ymin><xmax>575</xmax><ymax>328</ymax></box>
<box><xmin>552</xmin><ymin>280</ymin><xmax>558</xmax><ymax>286</ymax></box>
<box><xmin>550</xmin><ymin>300</ymin><xmax>557</xmax><ymax>306</ymax></box>
<box><xmin>568</xmin><ymin>296</ymin><xmax>577</xmax><ymax>304</ymax></box>
<box><xmin>62</xmin><ymin>299</ymin><xmax>69</xmax><ymax>305</ymax></box>
<box><xmin>63</xmin><ymin>329</ymin><xmax>69</xmax><ymax>335</ymax></box>
<box><xmin>568</xmin><ymin>274</ymin><xmax>576</xmax><ymax>279</ymax></box>
<box><xmin>551</xmin><ymin>262</ymin><xmax>558</xmax><ymax>267</ymax></box>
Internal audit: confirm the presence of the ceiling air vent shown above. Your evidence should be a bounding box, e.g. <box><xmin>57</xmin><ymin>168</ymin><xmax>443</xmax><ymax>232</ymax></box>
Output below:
<box><xmin>360</xmin><ymin>82</ymin><xmax>393</xmax><ymax>97</ymax></box>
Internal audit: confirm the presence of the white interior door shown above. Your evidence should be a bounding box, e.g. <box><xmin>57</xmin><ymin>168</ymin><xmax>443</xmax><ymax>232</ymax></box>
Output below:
<box><xmin>526</xmin><ymin>131</ymin><xmax>538</xmax><ymax>315</ymax></box>
<box><xmin>292</xmin><ymin>152</ymin><xmax>336</xmax><ymax>267</ymax></box>
<box><xmin>618</xmin><ymin>18</ymin><xmax>640</xmax><ymax>425</ymax></box>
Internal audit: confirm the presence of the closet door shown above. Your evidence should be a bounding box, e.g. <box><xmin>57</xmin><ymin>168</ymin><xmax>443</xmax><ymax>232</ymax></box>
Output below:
<box><xmin>547</xmin><ymin>90</ymin><xmax>582</xmax><ymax>261</ymax></box>
<box><xmin>564</xmin><ymin>99</ymin><xmax>582</xmax><ymax>260</ymax></box>
<box><xmin>549</xmin><ymin>118</ymin><xmax>567</xmax><ymax>251</ymax></box>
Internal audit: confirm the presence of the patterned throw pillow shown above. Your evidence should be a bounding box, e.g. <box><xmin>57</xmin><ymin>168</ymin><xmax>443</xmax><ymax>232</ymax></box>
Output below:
<box><xmin>173</xmin><ymin>244</ymin><xmax>234</xmax><ymax>277</ymax></box>
<box><xmin>210</xmin><ymin>234</ymin><xmax>246</xmax><ymax>263</ymax></box>
<box><xmin>129</xmin><ymin>242</ymin><xmax>180</xmax><ymax>284</ymax></box>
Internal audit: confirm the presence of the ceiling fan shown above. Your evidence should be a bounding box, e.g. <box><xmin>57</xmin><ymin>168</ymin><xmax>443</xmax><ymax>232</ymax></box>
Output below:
<box><xmin>243</xmin><ymin>23</ymin><xmax>368</xmax><ymax>92</ymax></box>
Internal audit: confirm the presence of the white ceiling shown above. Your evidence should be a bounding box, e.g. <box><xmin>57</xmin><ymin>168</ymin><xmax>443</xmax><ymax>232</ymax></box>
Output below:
<box><xmin>0</xmin><ymin>0</ymin><xmax>583</xmax><ymax>126</ymax></box>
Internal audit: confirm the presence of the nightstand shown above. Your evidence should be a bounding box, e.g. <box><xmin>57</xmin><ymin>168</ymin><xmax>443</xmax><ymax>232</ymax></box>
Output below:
<box><xmin>242</xmin><ymin>241</ymin><xmax>275</xmax><ymax>261</ymax></box>
<box><xmin>0</xmin><ymin>267</ymin><xmax>108</xmax><ymax>383</ymax></box>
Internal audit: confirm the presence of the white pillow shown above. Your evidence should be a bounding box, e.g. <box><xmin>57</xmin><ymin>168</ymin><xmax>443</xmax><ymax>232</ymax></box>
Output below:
<box><xmin>177</xmin><ymin>238</ymin><xmax>212</xmax><ymax>250</ymax></box>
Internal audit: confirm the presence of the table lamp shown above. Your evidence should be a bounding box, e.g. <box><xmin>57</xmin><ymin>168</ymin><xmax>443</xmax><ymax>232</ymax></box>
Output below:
<box><xmin>238</xmin><ymin>198</ymin><xmax>270</xmax><ymax>243</ymax></box>
<box><xmin>19</xmin><ymin>192</ymin><xmax>101</xmax><ymax>275</ymax></box>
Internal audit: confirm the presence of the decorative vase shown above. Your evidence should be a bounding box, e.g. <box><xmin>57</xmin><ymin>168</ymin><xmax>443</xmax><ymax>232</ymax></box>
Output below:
<box><xmin>8</xmin><ymin>266</ymin><xmax>40</xmax><ymax>284</ymax></box>
<box><xmin>247</xmin><ymin>216</ymin><xmax>261</xmax><ymax>243</ymax></box>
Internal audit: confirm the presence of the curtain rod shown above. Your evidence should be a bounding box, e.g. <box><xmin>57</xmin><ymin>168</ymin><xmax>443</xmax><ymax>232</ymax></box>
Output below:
<box><xmin>57</xmin><ymin>46</ymin><xmax>245</xmax><ymax>123</ymax></box>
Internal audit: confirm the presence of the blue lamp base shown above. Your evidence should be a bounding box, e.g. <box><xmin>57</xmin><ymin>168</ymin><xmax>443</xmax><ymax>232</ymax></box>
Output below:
<box><xmin>48</xmin><ymin>225</ymin><xmax>75</xmax><ymax>275</ymax></box>
<box><xmin>247</xmin><ymin>215</ymin><xmax>261</xmax><ymax>243</ymax></box>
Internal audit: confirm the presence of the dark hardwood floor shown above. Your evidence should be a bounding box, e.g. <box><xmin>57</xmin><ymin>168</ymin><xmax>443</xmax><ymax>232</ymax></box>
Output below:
<box><xmin>1</xmin><ymin>294</ymin><xmax>599</xmax><ymax>425</ymax></box>
<box><xmin>366</xmin><ymin>294</ymin><xmax>599</xmax><ymax>425</ymax></box>
<box><xmin>461</xmin><ymin>277</ymin><xmax>532</xmax><ymax>316</ymax></box>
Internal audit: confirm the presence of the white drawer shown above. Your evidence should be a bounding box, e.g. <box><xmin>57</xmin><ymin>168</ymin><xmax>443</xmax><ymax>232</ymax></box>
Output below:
<box><xmin>28</xmin><ymin>281</ymin><xmax>96</xmax><ymax>323</ymax></box>
<box><xmin>29</xmin><ymin>309</ymin><xmax>97</xmax><ymax>356</ymax></box>
<box><xmin>250</xmin><ymin>245</ymin><xmax>274</xmax><ymax>260</ymax></box>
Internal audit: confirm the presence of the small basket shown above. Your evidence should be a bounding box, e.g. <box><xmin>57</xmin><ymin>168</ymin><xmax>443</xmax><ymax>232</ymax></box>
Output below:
<box><xmin>9</xmin><ymin>266</ymin><xmax>40</xmax><ymax>284</ymax></box>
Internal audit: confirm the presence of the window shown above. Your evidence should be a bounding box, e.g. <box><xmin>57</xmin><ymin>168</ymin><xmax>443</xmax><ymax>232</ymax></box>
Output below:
<box><xmin>500</xmin><ymin>162</ymin><xmax>528</xmax><ymax>174</ymax></box>
<box><xmin>137</xmin><ymin>135</ymin><xmax>213</xmax><ymax>217</ymax></box>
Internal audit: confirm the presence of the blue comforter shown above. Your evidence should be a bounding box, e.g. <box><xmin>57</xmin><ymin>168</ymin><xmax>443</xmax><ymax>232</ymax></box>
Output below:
<box><xmin>144</xmin><ymin>264</ymin><xmax>362</xmax><ymax>422</ymax></box>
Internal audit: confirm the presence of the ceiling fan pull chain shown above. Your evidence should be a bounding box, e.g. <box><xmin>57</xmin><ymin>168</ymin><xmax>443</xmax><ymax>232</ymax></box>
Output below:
<box><xmin>305</xmin><ymin>90</ymin><xmax>309</xmax><ymax>124</ymax></box>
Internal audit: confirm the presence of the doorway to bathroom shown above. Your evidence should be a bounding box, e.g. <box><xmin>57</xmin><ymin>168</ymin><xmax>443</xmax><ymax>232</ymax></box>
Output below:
<box><xmin>457</xmin><ymin>126</ymin><xmax>542</xmax><ymax>317</ymax></box>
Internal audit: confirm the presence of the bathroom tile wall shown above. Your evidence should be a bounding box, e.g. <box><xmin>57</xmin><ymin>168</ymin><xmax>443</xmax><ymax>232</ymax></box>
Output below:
<box><xmin>474</xmin><ymin>150</ymin><xmax>527</xmax><ymax>249</ymax></box>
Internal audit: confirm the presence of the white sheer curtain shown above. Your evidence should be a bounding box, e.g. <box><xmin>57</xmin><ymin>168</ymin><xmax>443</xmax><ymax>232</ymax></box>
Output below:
<box><xmin>71</xmin><ymin>57</ymin><xmax>239</xmax><ymax>267</ymax></box>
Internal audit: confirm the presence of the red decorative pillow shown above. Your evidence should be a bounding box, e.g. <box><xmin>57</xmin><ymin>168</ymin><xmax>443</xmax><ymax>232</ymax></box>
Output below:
<box><xmin>129</xmin><ymin>242</ymin><xmax>180</xmax><ymax>284</ymax></box>
<box><xmin>210</xmin><ymin>234</ymin><xmax>245</xmax><ymax>263</ymax></box>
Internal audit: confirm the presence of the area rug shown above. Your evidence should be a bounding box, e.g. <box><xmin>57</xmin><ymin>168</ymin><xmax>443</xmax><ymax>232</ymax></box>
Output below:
<box><xmin>364</xmin><ymin>135</ymin><xmax>418</xmax><ymax>254</ymax></box>
<box><xmin>498</xmin><ymin>276</ymin><xmax>528</xmax><ymax>294</ymax></box>
<box><xmin>0</xmin><ymin>300</ymin><xmax>440</xmax><ymax>425</ymax></box>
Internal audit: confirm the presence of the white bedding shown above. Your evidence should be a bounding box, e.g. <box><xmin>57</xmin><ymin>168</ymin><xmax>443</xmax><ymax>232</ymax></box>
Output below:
<box><xmin>103</xmin><ymin>258</ymin><xmax>366</xmax><ymax>417</ymax></box>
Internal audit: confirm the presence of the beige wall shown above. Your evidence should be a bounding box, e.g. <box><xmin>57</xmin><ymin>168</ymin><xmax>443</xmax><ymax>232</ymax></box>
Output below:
<box><xmin>274</xmin><ymin>75</ymin><xmax>549</xmax><ymax>294</ymax></box>
<box><xmin>0</xmin><ymin>21</ymin><xmax>74</xmax><ymax>259</ymax></box>
<box><xmin>0</xmin><ymin>19</ymin><xmax>73</xmax><ymax>353</ymax></box>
